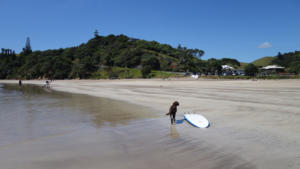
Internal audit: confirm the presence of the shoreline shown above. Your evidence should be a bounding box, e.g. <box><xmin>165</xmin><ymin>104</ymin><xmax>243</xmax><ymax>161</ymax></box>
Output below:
<box><xmin>1</xmin><ymin>79</ymin><xmax>300</xmax><ymax>115</ymax></box>
<box><xmin>1</xmin><ymin>79</ymin><xmax>300</xmax><ymax>168</ymax></box>
<box><xmin>1</xmin><ymin>78</ymin><xmax>300</xmax><ymax>110</ymax></box>
<box><xmin>1</xmin><ymin>79</ymin><xmax>300</xmax><ymax>139</ymax></box>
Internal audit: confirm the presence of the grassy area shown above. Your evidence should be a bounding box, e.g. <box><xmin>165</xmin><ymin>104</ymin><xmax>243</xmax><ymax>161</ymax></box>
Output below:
<box><xmin>92</xmin><ymin>67</ymin><xmax>142</xmax><ymax>79</ymax></box>
<box><xmin>91</xmin><ymin>67</ymin><xmax>182</xmax><ymax>79</ymax></box>
<box><xmin>256</xmin><ymin>75</ymin><xmax>300</xmax><ymax>79</ymax></box>
<box><xmin>238</xmin><ymin>62</ymin><xmax>249</xmax><ymax>69</ymax></box>
<box><xmin>91</xmin><ymin>67</ymin><xmax>300</xmax><ymax>80</ymax></box>
<box><xmin>252</xmin><ymin>56</ymin><xmax>275</xmax><ymax>67</ymax></box>
<box><xmin>149</xmin><ymin>71</ymin><xmax>185</xmax><ymax>78</ymax></box>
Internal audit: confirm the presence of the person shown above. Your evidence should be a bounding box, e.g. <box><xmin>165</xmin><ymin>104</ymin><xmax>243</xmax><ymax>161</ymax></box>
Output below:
<box><xmin>18</xmin><ymin>80</ymin><xmax>22</xmax><ymax>86</ymax></box>
<box><xmin>45</xmin><ymin>80</ymin><xmax>50</xmax><ymax>88</ymax></box>
<box><xmin>166</xmin><ymin>101</ymin><xmax>180</xmax><ymax>124</ymax></box>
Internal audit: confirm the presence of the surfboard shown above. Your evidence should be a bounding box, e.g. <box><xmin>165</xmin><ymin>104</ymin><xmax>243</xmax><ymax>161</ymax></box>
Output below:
<box><xmin>184</xmin><ymin>113</ymin><xmax>210</xmax><ymax>128</ymax></box>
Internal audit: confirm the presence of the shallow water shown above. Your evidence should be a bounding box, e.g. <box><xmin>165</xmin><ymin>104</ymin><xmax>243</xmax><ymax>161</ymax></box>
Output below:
<box><xmin>0</xmin><ymin>84</ymin><xmax>256</xmax><ymax>169</ymax></box>
<box><xmin>0</xmin><ymin>84</ymin><xmax>156</xmax><ymax>146</ymax></box>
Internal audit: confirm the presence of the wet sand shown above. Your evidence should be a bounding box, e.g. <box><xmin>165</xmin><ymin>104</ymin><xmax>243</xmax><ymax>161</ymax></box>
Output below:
<box><xmin>1</xmin><ymin>79</ymin><xmax>300</xmax><ymax>169</ymax></box>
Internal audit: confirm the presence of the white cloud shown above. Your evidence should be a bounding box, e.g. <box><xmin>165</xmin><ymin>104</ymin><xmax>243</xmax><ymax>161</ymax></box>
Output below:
<box><xmin>258</xmin><ymin>42</ymin><xmax>272</xmax><ymax>48</ymax></box>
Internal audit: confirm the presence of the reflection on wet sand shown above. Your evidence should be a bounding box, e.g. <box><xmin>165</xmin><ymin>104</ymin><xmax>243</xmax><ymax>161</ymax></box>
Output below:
<box><xmin>170</xmin><ymin>125</ymin><xmax>179</xmax><ymax>139</ymax></box>
<box><xmin>62</xmin><ymin>93</ymin><xmax>158</xmax><ymax>127</ymax></box>
<box><xmin>2</xmin><ymin>84</ymin><xmax>158</xmax><ymax>127</ymax></box>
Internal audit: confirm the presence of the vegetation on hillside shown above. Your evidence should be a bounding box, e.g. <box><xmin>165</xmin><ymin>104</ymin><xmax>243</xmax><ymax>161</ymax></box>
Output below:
<box><xmin>249</xmin><ymin>52</ymin><xmax>300</xmax><ymax>75</ymax></box>
<box><xmin>0</xmin><ymin>33</ymin><xmax>206</xmax><ymax>79</ymax></box>
<box><xmin>252</xmin><ymin>56</ymin><xmax>275</xmax><ymax>67</ymax></box>
<box><xmin>272</xmin><ymin>51</ymin><xmax>300</xmax><ymax>74</ymax></box>
<box><xmin>1</xmin><ymin>32</ymin><xmax>298</xmax><ymax>80</ymax></box>
<box><xmin>244</xmin><ymin>63</ymin><xmax>258</xmax><ymax>76</ymax></box>
<box><xmin>238</xmin><ymin>62</ymin><xmax>249</xmax><ymax>69</ymax></box>
<box><xmin>0</xmin><ymin>33</ymin><xmax>243</xmax><ymax>79</ymax></box>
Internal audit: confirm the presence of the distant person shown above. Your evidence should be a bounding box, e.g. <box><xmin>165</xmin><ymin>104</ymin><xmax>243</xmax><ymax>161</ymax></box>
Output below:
<box><xmin>18</xmin><ymin>80</ymin><xmax>22</xmax><ymax>86</ymax></box>
<box><xmin>45</xmin><ymin>80</ymin><xmax>50</xmax><ymax>88</ymax></box>
<box><xmin>166</xmin><ymin>101</ymin><xmax>180</xmax><ymax>124</ymax></box>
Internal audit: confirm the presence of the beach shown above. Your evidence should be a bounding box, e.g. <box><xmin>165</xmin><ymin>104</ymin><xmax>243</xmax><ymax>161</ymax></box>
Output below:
<box><xmin>1</xmin><ymin>79</ymin><xmax>300</xmax><ymax>169</ymax></box>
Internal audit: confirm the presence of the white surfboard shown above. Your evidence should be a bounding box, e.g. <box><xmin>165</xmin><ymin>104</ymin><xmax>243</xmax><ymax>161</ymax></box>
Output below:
<box><xmin>184</xmin><ymin>113</ymin><xmax>210</xmax><ymax>128</ymax></box>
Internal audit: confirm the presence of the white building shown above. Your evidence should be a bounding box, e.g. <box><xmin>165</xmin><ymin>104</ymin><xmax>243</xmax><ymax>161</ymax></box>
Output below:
<box><xmin>261</xmin><ymin>65</ymin><xmax>285</xmax><ymax>75</ymax></box>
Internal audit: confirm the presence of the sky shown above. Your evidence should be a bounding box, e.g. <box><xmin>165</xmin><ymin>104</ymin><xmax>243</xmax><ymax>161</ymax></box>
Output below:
<box><xmin>0</xmin><ymin>0</ymin><xmax>299</xmax><ymax>62</ymax></box>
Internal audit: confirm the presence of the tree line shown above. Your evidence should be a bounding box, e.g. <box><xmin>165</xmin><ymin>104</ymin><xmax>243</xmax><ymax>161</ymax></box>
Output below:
<box><xmin>0</xmin><ymin>33</ymin><xmax>243</xmax><ymax>79</ymax></box>
<box><xmin>272</xmin><ymin>51</ymin><xmax>300</xmax><ymax>74</ymax></box>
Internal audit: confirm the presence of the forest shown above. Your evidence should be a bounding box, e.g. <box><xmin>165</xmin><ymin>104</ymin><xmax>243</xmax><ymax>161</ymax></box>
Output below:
<box><xmin>1</xmin><ymin>33</ymin><xmax>299</xmax><ymax>79</ymax></box>
<box><xmin>0</xmin><ymin>33</ymin><xmax>241</xmax><ymax>79</ymax></box>
<box><xmin>272</xmin><ymin>51</ymin><xmax>300</xmax><ymax>74</ymax></box>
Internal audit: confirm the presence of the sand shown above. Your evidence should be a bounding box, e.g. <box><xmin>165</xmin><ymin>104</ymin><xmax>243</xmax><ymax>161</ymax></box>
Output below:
<box><xmin>1</xmin><ymin>79</ymin><xmax>300</xmax><ymax>169</ymax></box>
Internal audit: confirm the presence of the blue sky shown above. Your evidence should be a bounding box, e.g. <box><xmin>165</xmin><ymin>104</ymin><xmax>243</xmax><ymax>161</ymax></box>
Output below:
<box><xmin>1</xmin><ymin>0</ymin><xmax>299</xmax><ymax>62</ymax></box>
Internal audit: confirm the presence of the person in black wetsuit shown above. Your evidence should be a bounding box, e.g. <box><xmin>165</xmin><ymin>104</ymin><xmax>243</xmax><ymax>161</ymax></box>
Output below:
<box><xmin>166</xmin><ymin>101</ymin><xmax>180</xmax><ymax>124</ymax></box>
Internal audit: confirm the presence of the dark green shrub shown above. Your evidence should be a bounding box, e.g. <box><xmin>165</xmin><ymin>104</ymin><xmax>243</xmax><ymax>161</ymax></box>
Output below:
<box><xmin>245</xmin><ymin>64</ymin><xmax>258</xmax><ymax>76</ymax></box>
<box><xmin>142</xmin><ymin>65</ymin><xmax>152</xmax><ymax>78</ymax></box>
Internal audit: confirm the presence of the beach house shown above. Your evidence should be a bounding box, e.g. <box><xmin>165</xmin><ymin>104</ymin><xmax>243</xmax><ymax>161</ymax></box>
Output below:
<box><xmin>261</xmin><ymin>65</ymin><xmax>285</xmax><ymax>75</ymax></box>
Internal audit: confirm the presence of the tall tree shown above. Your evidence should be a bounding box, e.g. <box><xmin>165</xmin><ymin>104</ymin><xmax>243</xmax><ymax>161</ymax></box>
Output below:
<box><xmin>22</xmin><ymin>37</ymin><xmax>32</xmax><ymax>55</ymax></box>
<box><xmin>94</xmin><ymin>29</ymin><xmax>99</xmax><ymax>38</ymax></box>
<box><xmin>220</xmin><ymin>58</ymin><xmax>240</xmax><ymax>67</ymax></box>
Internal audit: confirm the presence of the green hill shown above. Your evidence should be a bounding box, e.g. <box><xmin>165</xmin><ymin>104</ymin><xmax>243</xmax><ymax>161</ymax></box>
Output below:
<box><xmin>251</xmin><ymin>52</ymin><xmax>300</xmax><ymax>74</ymax></box>
<box><xmin>272</xmin><ymin>51</ymin><xmax>300</xmax><ymax>74</ymax></box>
<box><xmin>0</xmin><ymin>34</ymin><xmax>205</xmax><ymax>79</ymax></box>
<box><xmin>238</xmin><ymin>62</ymin><xmax>249</xmax><ymax>69</ymax></box>
<box><xmin>252</xmin><ymin>56</ymin><xmax>275</xmax><ymax>67</ymax></box>
<box><xmin>4</xmin><ymin>32</ymin><xmax>297</xmax><ymax>79</ymax></box>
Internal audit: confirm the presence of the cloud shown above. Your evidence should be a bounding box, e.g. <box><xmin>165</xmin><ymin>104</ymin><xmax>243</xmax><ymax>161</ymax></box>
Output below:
<box><xmin>258</xmin><ymin>42</ymin><xmax>272</xmax><ymax>48</ymax></box>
